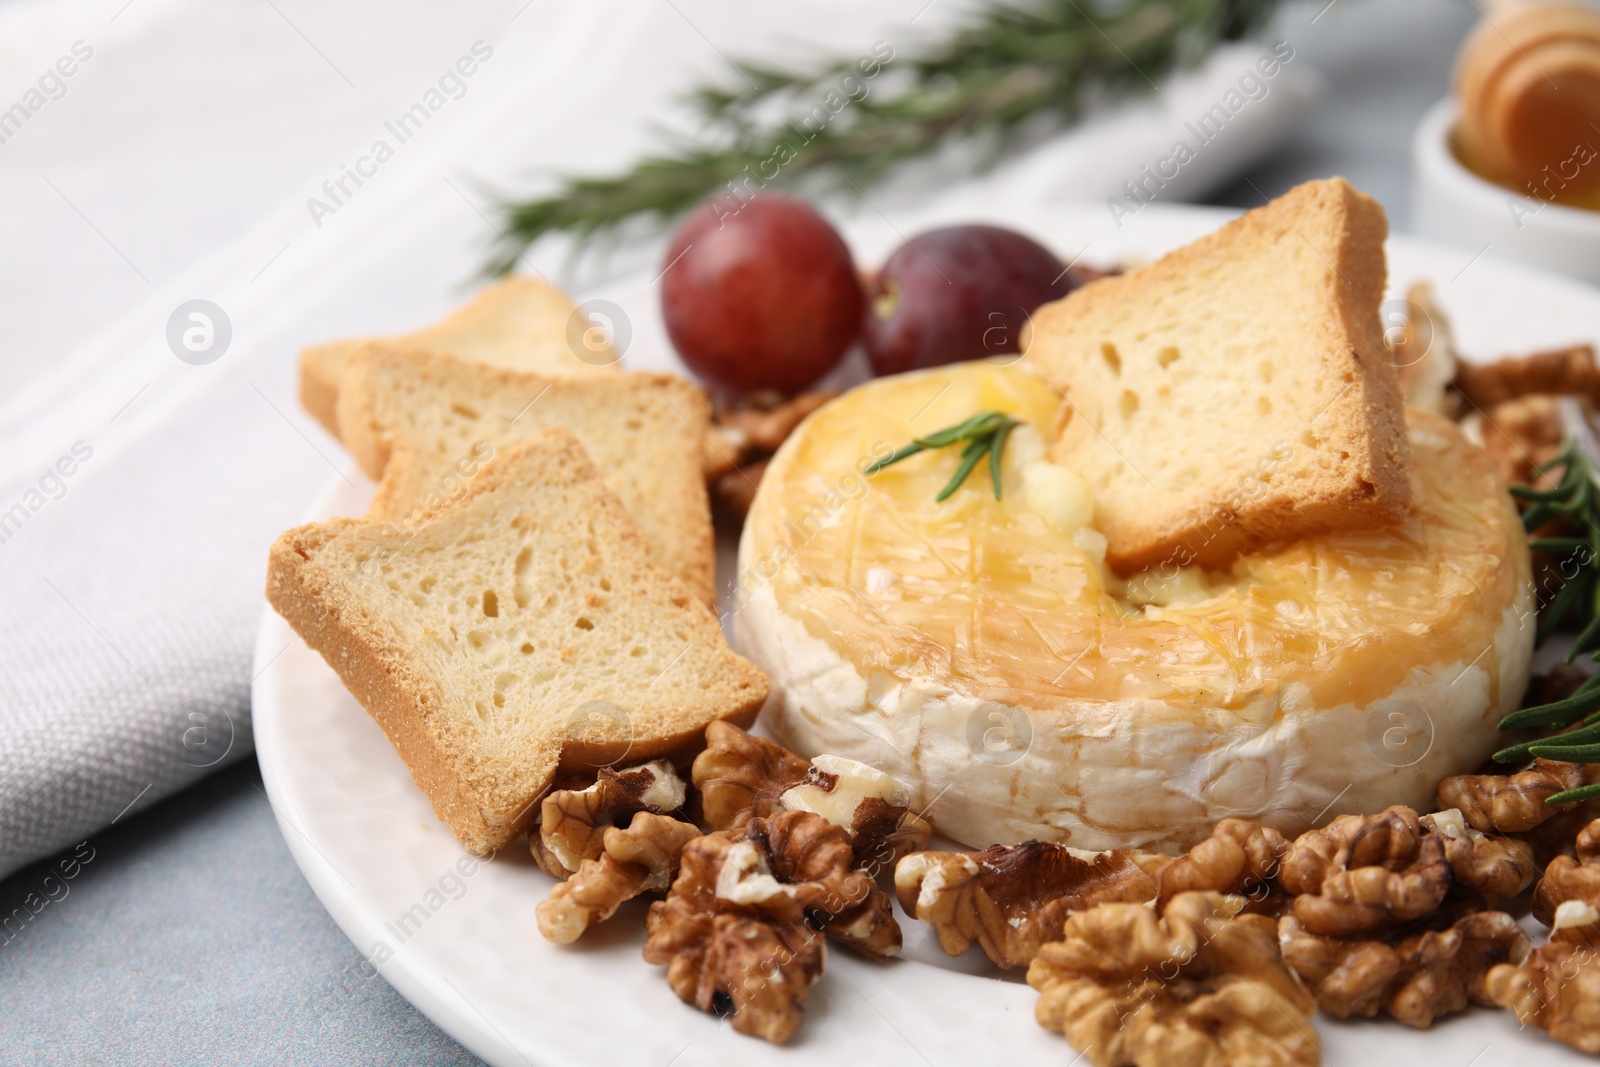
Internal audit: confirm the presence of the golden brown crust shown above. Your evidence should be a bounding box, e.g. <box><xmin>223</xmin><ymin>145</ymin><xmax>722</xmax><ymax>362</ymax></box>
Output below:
<box><xmin>297</xmin><ymin>276</ymin><xmax>614</xmax><ymax>444</ymax></box>
<box><xmin>1031</xmin><ymin>177</ymin><xmax>1411</xmax><ymax>573</ymax></box>
<box><xmin>267</xmin><ymin>520</ymin><xmax>531</xmax><ymax>854</ymax></box>
<box><xmin>338</xmin><ymin>348</ymin><xmax>717</xmax><ymax>603</ymax></box>
<box><xmin>298</xmin><ymin>341</ymin><xmax>359</xmax><ymax>438</ymax></box>
<box><xmin>265</xmin><ymin>430</ymin><xmax>766</xmax><ymax>855</ymax></box>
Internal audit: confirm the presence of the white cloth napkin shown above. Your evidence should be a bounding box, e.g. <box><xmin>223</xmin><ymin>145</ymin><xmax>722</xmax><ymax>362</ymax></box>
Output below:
<box><xmin>0</xmin><ymin>0</ymin><xmax>1316</xmax><ymax>880</ymax></box>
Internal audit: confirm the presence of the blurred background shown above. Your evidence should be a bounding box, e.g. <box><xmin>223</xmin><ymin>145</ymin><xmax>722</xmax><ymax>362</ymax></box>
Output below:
<box><xmin>0</xmin><ymin>0</ymin><xmax>1477</xmax><ymax>416</ymax></box>
<box><xmin>0</xmin><ymin>0</ymin><xmax>1544</xmax><ymax>1063</ymax></box>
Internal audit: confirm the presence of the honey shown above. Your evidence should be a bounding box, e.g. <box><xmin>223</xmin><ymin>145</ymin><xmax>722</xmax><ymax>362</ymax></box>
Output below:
<box><xmin>747</xmin><ymin>361</ymin><xmax>1531</xmax><ymax>720</ymax></box>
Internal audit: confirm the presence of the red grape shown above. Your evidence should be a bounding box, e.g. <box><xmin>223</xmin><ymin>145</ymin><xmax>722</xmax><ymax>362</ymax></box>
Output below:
<box><xmin>864</xmin><ymin>225</ymin><xmax>1076</xmax><ymax>377</ymax></box>
<box><xmin>660</xmin><ymin>195</ymin><xmax>864</xmax><ymax>395</ymax></box>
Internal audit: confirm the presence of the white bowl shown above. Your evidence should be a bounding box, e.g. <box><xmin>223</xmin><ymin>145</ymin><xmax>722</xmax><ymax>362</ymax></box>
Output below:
<box><xmin>1412</xmin><ymin>96</ymin><xmax>1600</xmax><ymax>285</ymax></box>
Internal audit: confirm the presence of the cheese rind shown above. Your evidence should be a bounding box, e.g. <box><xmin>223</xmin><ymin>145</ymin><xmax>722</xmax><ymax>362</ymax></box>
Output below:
<box><xmin>733</xmin><ymin>363</ymin><xmax>1534</xmax><ymax>852</ymax></box>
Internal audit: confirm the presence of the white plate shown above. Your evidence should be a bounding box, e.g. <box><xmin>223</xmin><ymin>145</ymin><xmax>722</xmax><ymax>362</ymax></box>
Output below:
<box><xmin>253</xmin><ymin>201</ymin><xmax>1600</xmax><ymax>1066</ymax></box>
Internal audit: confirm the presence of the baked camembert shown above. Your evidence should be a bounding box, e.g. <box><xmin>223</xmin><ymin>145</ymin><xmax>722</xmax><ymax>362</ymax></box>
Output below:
<box><xmin>732</xmin><ymin>359</ymin><xmax>1532</xmax><ymax>852</ymax></box>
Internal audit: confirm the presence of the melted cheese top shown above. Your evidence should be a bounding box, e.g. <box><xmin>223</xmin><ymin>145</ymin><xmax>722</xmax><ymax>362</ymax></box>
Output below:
<box><xmin>742</xmin><ymin>361</ymin><xmax>1530</xmax><ymax>720</ymax></box>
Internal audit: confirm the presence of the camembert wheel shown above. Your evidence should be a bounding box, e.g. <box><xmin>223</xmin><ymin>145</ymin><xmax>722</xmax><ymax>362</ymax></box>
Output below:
<box><xmin>731</xmin><ymin>362</ymin><xmax>1533</xmax><ymax>852</ymax></box>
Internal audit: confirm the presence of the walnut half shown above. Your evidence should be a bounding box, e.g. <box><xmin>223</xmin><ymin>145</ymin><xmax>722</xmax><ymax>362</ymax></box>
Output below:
<box><xmin>1278</xmin><ymin>806</ymin><xmax>1450</xmax><ymax>936</ymax></box>
<box><xmin>1152</xmin><ymin>818</ymin><xmax>1289</xmax><ymax>913</ymax></box>
<box><xmin>1486</xmin><ymin>900</ymin><xmax>1600</xmax><ymax>1053</ymax></box>
<box><xmin>1420</xmin><ymin>808</ymin><xmax>1537</xmax><ymax>906</ymax></box>
<box><xmin>1455</xmin><ymin>343</ymin><xmax>1600</xmax><ymax>408</ymax></box>
<box><xmin>1028</xmin><ymin>891</ymin><xmax>1319</xmax><ymax>1067</ymax></box>
<box><xmin>696</xmin><ymin>726</ymin><xmax>930</xmax><ymax>872</ymax></box>
<box><xmin>778</xmin><ymin>754</ymin><xmax>931</xmax><ymax>873</ymax></box>
<box><xmin>1437</xmin><ymin>760</ymin><xmax>1600</xmax><ymax>868</ymax></box>
<box><xmin>531</xmin><ymin>759</ymin><xmax>687</xmax><ymax>878</ymax></box>
<box><xmin>643</xmin><ymin>810</ymin><xmax>901</xmax><ymax>1044</ymax></box>
<box><xmin>643</xmin><ymin>830</ymin><xmax>825</xmax><ymax>1044</ymax></box>
<box><xmin>895</xmin><ymin>841</ymin><xmax>1158</xmax><ymax>969</ymax></box>
<box><xmin>1437</xmin><ymin>758</ymin><xmax>1600</xmax><ymax>835</ymax></box>
<box><xmin>536</xmin><ymin>812</ymin><xmax>700</xmax><ymax>944</ymax></box>
<box><xmin>1279</xmin><ymin>910</ymin><xmax>1529</xmax><ymax>1028</ymax></box>
<box><xmin>1533</xmin><ymin>818</ymin><xmax>1600</xmax><ymax>925</ymax></box>
<box><xmin>692</xmin><ymin>722</ymin><xmax>810</xmax><ymax>833</ymax></box>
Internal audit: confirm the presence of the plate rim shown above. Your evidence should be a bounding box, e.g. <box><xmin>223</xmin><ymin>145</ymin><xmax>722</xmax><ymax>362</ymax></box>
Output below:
<box><xmin>252</xmin><ymin>200</ymin><xmax>1600</xmax><ymax>1067</ymax></box>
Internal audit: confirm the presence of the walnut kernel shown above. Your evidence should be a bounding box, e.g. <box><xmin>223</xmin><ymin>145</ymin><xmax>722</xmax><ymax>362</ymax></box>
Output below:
<box><xmin>536</xmin><ymin>812</ymin><xmax>700</xmax><ymax>944</ymax></box>
<box><xmin>532</xmin><ymin>759</ymin><xmax>687</xmax><ymax>877</ymax></box>
<box><xmin>1437</xmin><ymin>758</ymin><xmax>1600</xmax><ymax>834</ymax></box>
<box><xmin>1486</xmin><ymin>900</ymin><xmax>1600</xmax><ymax>1053</ymax></box>
<box><xmin>1154</xmin><ymin>818</ymin><xmax>1288</xmax><ymax>913</ymax></box>
<box><xmin>692</xmin><ymin>722</ymin><xmax>810</xmax><ymax>833</ymax></box>
<box><xmin>1455</xmin><ymin>343</ymin><xmax>1600</xmax><ymax>408</ymax></box>
<box><xmin>1420</xmin><ymin>808</ymin><xmax>1537</xmax><ymax>905</ymax></box>
<box><xmin>1278</xmin><ymin>806</ymin><xmax>1450</xmax><ymax>936</ymax></box>
<box><xmin>643</xmin><ymin>810</ymin><xmax>901</xmax><ymax>1044</ymax></box>
<box><xmin>778</xmin><ymin>754</ymin><xmax>931</xmax><ymax>871</ymax></box>
<box><xmin>1279</xmin><ymin>910</ymin><xmax>1529</xmax><ymax>1027</ymax></box>
<box><xmin>896</xmin><ymin>841</ymin><xmax>1158</xmax><ymax>969</ymax></box>
<box><xmin>1028</xmin><ymin>891</ymin><xmax>1318</xmax><ymax>1067</ymax></box>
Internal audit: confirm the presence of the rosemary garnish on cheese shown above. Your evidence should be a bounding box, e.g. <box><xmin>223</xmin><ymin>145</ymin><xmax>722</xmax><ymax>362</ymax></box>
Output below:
<box><xmin>867</xmin><ymin>410</ymin><xmax>1019</xmax><ymax>502</ymax></box>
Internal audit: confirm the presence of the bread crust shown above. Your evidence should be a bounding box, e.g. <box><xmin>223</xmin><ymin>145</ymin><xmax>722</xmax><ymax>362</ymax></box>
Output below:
<box><xmin>266</xmin><ymin>430</ymin><xmax>765</xmax><ymax>854</ymax></box>
<box><xmin>337</xmin><ymin>348</ymin><xmax>717</xmax><ymax>603</ymax></box>
<box><xmin>268</xmin><ymin>520</ymin><xmax>525</xmax><ymax>852</ymax></box>
<box><xmin>1032</xmin><ymin>177</ymin><xmax>1412</xmax><ymax>573</ymax></box>
<box><xmin>295</xmin><ymin>276</ymin><xmax>610</xmax><ymax>441</ymax></box>
<box><xmin>297</xmin><ymin>342</ymin><xmax>358</xmax><ymax>438</ymax></box>
<box><xmin>294</xmin><ymin>275</ymin><xmax>727</xmax><ymax>478</ymax></box>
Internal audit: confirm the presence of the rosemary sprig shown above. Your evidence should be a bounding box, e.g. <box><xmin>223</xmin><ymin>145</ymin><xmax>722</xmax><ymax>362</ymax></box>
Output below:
<box><xmin>1494</xmin><ymin>438</ymin><xmax>1600</xmax><ymax>803</ymax></box>
<box><xmin>866</xmin><ymin>410</ymin><xmax>1019</xmax><ymax>501</ymax></box>
<box><xmin>484</xmin><ymin>0</ymin><xmax>1283</xmax><ymax>275</ymax></box>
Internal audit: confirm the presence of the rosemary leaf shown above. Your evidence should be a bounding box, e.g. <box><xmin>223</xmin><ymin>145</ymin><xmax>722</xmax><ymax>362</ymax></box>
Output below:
<box><xmin>1531</xmin><ymin>740</ymin><xmax>1600</xmax><ymax>764</ymax></box>
<box><xmin>1547</xmin><ymin>782</ymin><xmax>1600</xmax><ymax>805</ymax></box>
<box><xmin>1539</xmin><ymin>571</ymin><xmax>1591</xmax><ymax>646</ymax></box>
<box><xmin>1498</xmin><ymin>671</ymin><xmax>1600</xmax><ymax>732</ymax></box>
<box><xmin>989</xmin><ymin>418</ymin><xmax>1017</xmax><ymax>500</ymax></box>
<box><xmin>938</xmin><ymin>435</ymin><xmax>995</xmax><ymax>502</ymax></box>
<box><xmin>1493</xmin><ymin>739</ymin><xmax>1540</xmax><ymax>764</ymax></box>
<box><xmin>1496</xmin><ymin>436</ymin><xmax>1600</xmax><ymax>795</ymax></box>
<box><xmin>871</xmin><ymin>409</ymin><xmax>1019</xmax><ymax>501</ymax></box>
<box><xmin>1571</xmin><ymin>611</ymin><xmax>1600</xmax><ymax>665</ymax></box>
<box><xmin>484</xmin><ymin>0</ymin><xmax>1284</xmax><ymax>274</ymax></box>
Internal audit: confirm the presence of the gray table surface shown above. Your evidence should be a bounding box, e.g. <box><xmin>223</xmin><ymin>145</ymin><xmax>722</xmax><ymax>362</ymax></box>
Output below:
<box><xmin>0</xmin><ymin>2</ymin><xmax>1480</xmax><ymax>1064</ymax></box>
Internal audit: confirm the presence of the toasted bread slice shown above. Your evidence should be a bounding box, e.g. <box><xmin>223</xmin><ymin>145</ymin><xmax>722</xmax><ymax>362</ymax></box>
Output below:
<box><xmin>1029</xmin><ymin>177</ymin><xmax>1411</xmax><ymax>573</ymax></box>
<box><xmin>338</xmin><ymin>347</ymin><xmax>715</xmax><ymax>602</ymax></box>
<box><xmin>298</xmin><ymin>276</ymin><xmax>614</xmax><ymax>439</ymax></box>
<box><xmin>266</xmin><ymin>429</ymin><xmax>768</xmax><ymax>855</ymax></box>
